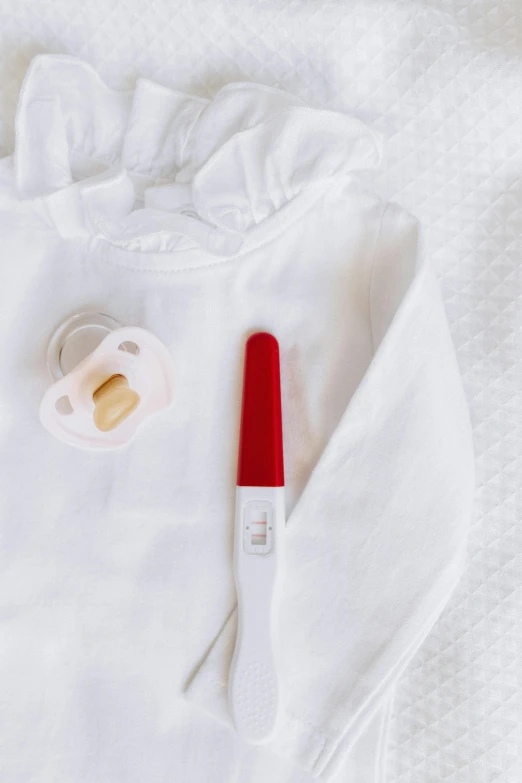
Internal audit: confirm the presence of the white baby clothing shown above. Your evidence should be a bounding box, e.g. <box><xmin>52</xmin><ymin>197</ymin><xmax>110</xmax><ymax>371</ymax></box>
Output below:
<box><xmin>0</xmin><ymin>55</ymin><xmax>474</xmax><ymax>783</ymax></box>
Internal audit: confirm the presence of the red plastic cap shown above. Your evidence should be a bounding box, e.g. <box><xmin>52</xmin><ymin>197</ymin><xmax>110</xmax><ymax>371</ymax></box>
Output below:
<box><xmin>237</xmin><ymin>332</ymin><xmax>284</xmax><ymax>487</ymax></box>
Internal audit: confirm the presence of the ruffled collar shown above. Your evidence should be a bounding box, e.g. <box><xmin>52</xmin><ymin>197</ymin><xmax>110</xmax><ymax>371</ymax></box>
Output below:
<box><xmin>14</xmin><ymin>55</ymin><xmax>382</xmax><ymax>257</ymax></box>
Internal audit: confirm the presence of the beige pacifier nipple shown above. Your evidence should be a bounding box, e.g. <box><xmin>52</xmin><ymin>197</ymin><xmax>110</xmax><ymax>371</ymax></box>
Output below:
<box><xmin>92</xmin><ymin>374</ymin><xmax>141</xmax><ymax>432</ymax></box>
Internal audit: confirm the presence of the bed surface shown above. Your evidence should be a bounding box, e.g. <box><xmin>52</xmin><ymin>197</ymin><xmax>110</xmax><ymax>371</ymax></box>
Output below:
<box><xmin>0</xmin><ymin>2</ymin><xmax>520</xmax><ymax>781</ymax></box>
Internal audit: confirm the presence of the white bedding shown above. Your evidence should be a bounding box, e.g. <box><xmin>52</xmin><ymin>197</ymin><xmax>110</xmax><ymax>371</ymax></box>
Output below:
<box><xmin>0</xmin><ymin>2</ymin><xmax>520</xmax><ymax>781</ymax></box>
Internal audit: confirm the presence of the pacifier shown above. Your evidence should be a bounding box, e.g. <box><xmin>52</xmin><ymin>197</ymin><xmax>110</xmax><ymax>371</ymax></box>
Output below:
<box><xmin>40</xmin><ymin>313</ymin><xmax>175</xmax><ymax>449</ymax></box>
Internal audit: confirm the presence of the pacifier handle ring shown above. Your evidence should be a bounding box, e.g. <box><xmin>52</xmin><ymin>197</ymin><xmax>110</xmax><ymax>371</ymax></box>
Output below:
<box><xmin>47</xmin><ymin>312</ymin><xmax>122</xmax><ymax>380</ymax></box>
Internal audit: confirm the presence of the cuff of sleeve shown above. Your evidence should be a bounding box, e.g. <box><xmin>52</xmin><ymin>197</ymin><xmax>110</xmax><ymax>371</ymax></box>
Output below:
<box><xmin>184</xmin><ymin>610</ymin><xmax>392</xmax><ymax>781</ymax></box>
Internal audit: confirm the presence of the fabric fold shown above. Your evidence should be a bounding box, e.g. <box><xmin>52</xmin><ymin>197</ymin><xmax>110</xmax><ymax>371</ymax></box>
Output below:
<box><xmin>15</xmin><ymin>55</ymin><xmax>133</xmax><ymax>198</ymax></box>
<box><xmin>13</xmin><ymin>54</ymin><xmax>382</xmax><ymax>256</ymax></box>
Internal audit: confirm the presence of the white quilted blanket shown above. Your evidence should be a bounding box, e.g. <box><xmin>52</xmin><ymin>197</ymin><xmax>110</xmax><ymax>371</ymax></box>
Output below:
<box><xmin>0</xmin><ymin>2</ymin><xmax>520</xmax><ymax>781</ymax></box>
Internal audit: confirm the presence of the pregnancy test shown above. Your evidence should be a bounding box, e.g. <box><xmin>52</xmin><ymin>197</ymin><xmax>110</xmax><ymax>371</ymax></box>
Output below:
<box><xmin>229</xmin><ymin>332</ymin><xmax>285</xmax><ymax>743</ymax></box>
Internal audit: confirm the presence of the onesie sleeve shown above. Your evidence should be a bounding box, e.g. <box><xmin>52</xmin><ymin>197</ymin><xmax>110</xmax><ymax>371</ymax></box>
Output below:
<box><xmin>185</xmin><ymin>203</ymin><xmax>474</xmax><ymax>780</ymax></box>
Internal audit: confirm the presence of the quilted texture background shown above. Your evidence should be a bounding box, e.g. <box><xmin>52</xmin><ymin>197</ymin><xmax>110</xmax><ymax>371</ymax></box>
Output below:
<box><xmin>0</xmin><ymin>1</ymin><xmax>520</xmax><ymax>781</ymax></box>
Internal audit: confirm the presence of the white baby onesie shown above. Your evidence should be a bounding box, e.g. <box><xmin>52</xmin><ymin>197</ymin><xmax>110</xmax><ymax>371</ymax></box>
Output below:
<box><xmin>0</xmin><ymin>55</ymin><xmax>474</xmax><ymax>783</ymax></box>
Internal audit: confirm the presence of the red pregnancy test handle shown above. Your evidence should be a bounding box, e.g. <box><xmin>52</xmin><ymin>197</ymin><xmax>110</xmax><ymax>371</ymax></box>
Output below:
<box><xmin>237</xmin><ymin>333</ymin><xmax>284</xmax><ymax>487</ymax></box>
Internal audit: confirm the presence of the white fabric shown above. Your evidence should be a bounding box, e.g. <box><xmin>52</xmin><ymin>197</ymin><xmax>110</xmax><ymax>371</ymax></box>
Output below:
<box><xmin>0</xmin><ymin>54</ymin><xmax>473</xmax><ymax>783</ymax></box>
<box><xmin>1</xmin><ymin>22</ymin><xmax>520</xmax><ymax>783</ymax></box>
<box><xmin>1</xmin><ymin>4</ymin><xmax>521</xmax><ymax>781</ymax></box>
